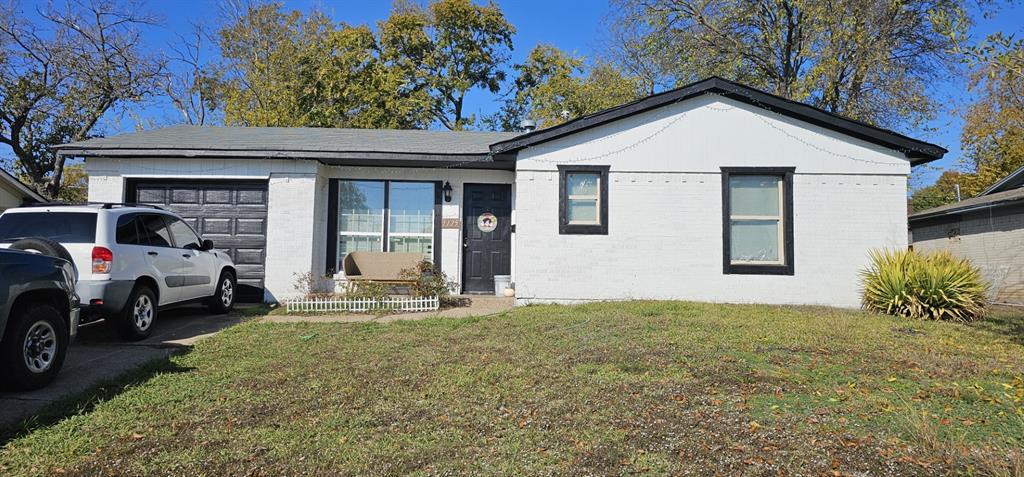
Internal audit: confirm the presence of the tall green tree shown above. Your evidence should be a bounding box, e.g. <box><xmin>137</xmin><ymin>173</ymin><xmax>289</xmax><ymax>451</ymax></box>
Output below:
<box><xmin>217</xmin><ymin>2</ymin><xmax>325</xmax><ymax>126</ymax></box>
<box><xmin>379</xmin><ymin>0</ymin><xmax>514</xmax><ymax>130</ymax></box>
<box><xmin>609</xmin><ymin>0</ymin><xmax>972</xmax><ymax>128</ymax></box>
<box><xmin>909</xmin><ymin>33</ymin><xmax>1023</xmax><ymax>211</ymax></box>
<box><xmin>0</xmin><ymin>0</ymin><xmax>164</xmax><ymax>198</ymax></box>
<box><xmin>488</xmin><ymin>45</ymin><xmax>644</xmax><ymax>131</ymax></box>
<box><xmin>217</xmin><ymin>0</ymin><xmax>511</xmax><ymax>130</ymax></box>
<box><xmin>298</xmin><ymin>24</ymin><xmax>433</xmax><ymax>129</ymax></box>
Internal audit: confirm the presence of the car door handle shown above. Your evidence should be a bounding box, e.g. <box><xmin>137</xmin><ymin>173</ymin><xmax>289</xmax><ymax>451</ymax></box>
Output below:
<box><xmin>147</xmin><ymin>251</ymin><xmax>159</xmax><ymax>256</ymax></box>
<box><xmin>182</xmin><ymin>254</ymin><xmax>191</xmax><ymax>258</ymax></box>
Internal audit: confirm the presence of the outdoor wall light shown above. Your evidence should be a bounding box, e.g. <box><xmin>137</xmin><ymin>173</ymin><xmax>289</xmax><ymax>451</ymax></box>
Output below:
<box><xmin>443</xmin><ymin>181</ymin><xmax>453</xmax><ymax>202</ymax></box>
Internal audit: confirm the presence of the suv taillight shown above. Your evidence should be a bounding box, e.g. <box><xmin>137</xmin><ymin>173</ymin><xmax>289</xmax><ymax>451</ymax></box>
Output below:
<box><xmin>92</xmin><ymin>246</ymin><xmax>113</xmax><ymax>274</ymax></box>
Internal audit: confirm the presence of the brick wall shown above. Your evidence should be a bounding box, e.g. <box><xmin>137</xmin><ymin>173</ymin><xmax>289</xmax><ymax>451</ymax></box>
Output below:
<box><xmin>911</xmin><ymin>203</ymin><xmax>1024</xmax><ymax>304</ymax></box>
<box><xmin>513</xmin><ymin>95</ymin><xmax>912</xmax><ymax>307</ymax></box>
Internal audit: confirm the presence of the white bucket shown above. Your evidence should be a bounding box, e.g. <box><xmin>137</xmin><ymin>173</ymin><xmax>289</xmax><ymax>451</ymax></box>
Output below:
<box><xmin>493</xmin><ymin>275</ymin><xmax>511</xmax><ymax>296</ymax></box>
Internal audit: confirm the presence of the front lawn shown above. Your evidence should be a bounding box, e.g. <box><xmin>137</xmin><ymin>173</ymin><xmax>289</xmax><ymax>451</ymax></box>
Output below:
<box><xmin>1</xmin><ymin>302</ymin><xmax>1022</xmax><ymax>476</ymax></box>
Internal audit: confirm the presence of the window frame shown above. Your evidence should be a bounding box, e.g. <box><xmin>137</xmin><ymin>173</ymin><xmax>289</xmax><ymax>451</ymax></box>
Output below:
<box><xmin>558</xmin><ymin>165</ymin><xmax>609</xmax><ymax>235</ymax></box>
<box><xmin>326</xmin><ymin>179</ymin><xmax>442</xmax><ymax>275</ymax></box>
<box><xmin>721</xmin><ymin>167</ymin><xmax>795</xmax><ymax>276</ymax></box>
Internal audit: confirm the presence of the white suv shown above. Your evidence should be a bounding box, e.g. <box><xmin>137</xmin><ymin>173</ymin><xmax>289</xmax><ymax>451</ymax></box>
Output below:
<box><xmin>0</xmin><ymin>203</ymin><xmax>237</xmax><ymax>340</ymax></box>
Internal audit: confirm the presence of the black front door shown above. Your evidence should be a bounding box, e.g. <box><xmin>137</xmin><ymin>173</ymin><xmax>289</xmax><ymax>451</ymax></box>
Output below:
<box><xmin>462</xmin><ymin>184</ymin><xmax>512</xmax><ymax>294</ymax></box>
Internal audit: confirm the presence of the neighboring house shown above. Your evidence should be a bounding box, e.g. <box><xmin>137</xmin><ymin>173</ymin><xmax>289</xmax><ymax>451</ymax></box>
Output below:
<box><xmin>909</xmin><ymin>165</ymin><xmax>1024</xmax><ymax>304</ymax></box>
<box><xmin>57</xmin><ymin>77</ymin><xmax>945</xmax><ymax>307</ymax></box>
<box><xmin>0</xmin><ymin>169</ymin><xmax>46</xmax><ymax>212</ymax></box>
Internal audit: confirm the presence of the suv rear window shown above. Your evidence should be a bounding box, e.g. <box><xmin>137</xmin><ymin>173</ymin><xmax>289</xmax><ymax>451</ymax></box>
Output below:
<box><xmin>0</xmin><ymin>212</ymin><xmax>98</xmax><ymax>243</ymax></box>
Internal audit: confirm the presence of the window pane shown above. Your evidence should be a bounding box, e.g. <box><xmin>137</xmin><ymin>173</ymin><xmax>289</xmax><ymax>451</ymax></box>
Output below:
<box><xmin>389</xmin><ymin>236</ymin><xmax>432</xmax><ymax>260</ymax></box>
<box><xmin>730</xmin><ymin>176</ymin><xmax>780</xmax><ymax>216</ymax></box>
<box><xmin>167</xmin><ymin>218</ymin><xmax>202</xmax><ymax>249</ymax></box>
<box><xmin>339</xmin><ymin>235</ymin><xmax>382</xmax><ymax>272</ymax></box>
<box><xmin>567</xmin><ymin>198</ymin><xmax>598</xmax><ymax>223</ymax></box>
<box><xmin>730</xmin><ymin>219</ymin><xmax>780</xmax><ymax>262</ymax></box>
<box><xmin>0</xmin><ymin>212</ymin><xmax>97</xmax><ymax>243</ymax></box>
<box><xmin>339</xmin><ymin>181</ymin><xmax>384</xmax><ymax>233</ymax></box>
<box><xmin>139</xmin><ymin>215</ymin><xmax>173</xmax><ymax>248</ymax></box>
<box><xmin>389</xmin><ymin>182</ymin><xmax>434</xmax><ymax>234</ymax></box>
<box><xmin>116</xmin><ymin>215</ymin><xmax>143</xmax><ymax>245</ymax></box>
<box><xmin>567</xmin><ymin>172</ymin><xmax>600</xmax><ymax>196</ymax></box>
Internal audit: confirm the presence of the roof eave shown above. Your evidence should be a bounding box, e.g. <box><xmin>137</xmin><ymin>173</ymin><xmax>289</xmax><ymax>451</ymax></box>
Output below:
<box><xmin>979</xmin><ymin>164</ymin><xmax>1024</xmax><ymax>196</ymax></box>
<box><xmin>909</xmin><ymin>196</ymin><xmax>1024</xmax><ymax>222</ymax></box>
<box><xmin>0</xmin><ymin>169</ymin><xmax>46</xmax><ymax>203</ymax></box>
<box><xmin>56</xmin><ymin>148</ymin><xmax>511</xmax><ymax>170</ymax></box>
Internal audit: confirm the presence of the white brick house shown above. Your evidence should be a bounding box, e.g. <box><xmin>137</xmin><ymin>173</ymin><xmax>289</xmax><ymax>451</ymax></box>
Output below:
<box><xmin>59</xmin><ymin>77</ymin><xmax>946</xmax><ymax>307</ymax></box>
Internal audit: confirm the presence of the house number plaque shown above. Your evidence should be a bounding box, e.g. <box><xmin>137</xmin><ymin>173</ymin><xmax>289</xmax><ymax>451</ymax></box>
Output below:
<box><xmin>441</xmin><ymin>218</ymin><xmax>461</xmax><ymax>229</ymax></box>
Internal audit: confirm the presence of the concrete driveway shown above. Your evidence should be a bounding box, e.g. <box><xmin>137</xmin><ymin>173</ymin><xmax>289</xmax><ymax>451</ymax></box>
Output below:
<box><xmin>0</xmin><ymin>306</ymin><xmax>248</xmax><ymax>430</ymax></box>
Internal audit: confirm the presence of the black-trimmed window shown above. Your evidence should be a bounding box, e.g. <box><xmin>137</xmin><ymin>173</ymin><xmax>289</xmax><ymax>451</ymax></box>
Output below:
<box><xmin>326</xmin><ymin>179</ymin><xmax>441</xmax><ymax>275</ymax></box>
<box><xmin>558</xmin><ymin>165</ymin><xmax>609</xmax><ymax>235</ymax></box>
<box><xmin>721</xmin><ymin>167</ymin><xmax>794</xmax><ymax>275</ymax></box>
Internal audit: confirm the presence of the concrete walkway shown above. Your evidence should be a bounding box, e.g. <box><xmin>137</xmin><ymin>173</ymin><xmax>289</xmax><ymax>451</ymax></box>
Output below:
<box><xmin>263</xmin><ymin>295</ymin><xmax>514</xmax><ymax>323</ymax></box>
<box><xmin>0</xmin><ymin>306</ymin><xmax>249</xmax><ymax>430</ymax></box>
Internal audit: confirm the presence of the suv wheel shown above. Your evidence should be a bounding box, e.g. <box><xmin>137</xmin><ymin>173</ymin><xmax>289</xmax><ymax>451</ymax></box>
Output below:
<box><xmin>0</xmin><ymin>304</ymin><xmax>68</xmax><ymax>391</ymax></box>
<box><xmin>118</xmin><ymin>286</ymin><xmax>157</xmax><ymax>341</ymax></box>
<box><xmin>208</xmin><ymin>271</ymin><xmax>236</xmax><ymax>314</ymax></box>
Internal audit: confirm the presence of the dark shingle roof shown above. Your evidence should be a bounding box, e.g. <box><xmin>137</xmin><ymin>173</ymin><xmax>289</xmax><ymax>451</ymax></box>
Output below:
<box><xmin>909</xmin><ymin>186</ymin><xmax>1024</xmax><ymax>221</ymax></box>
<box><xmin>57</xmin><ymin>125</ymin><xmax>520</xmax><ymax>158</ymax></box>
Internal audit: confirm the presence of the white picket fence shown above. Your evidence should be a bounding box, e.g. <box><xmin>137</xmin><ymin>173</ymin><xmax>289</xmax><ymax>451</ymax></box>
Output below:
<box><xmin>285</xmin><ymin>296</ymin><xmax>439</xmax><ymax>314</ymax></box>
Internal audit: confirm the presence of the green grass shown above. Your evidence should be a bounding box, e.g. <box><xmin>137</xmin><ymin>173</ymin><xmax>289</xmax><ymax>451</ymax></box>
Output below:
<box><xmin>1</xmin><ymin>301</ymin><xmax>1023</xmax><ymax>476</ymax></box>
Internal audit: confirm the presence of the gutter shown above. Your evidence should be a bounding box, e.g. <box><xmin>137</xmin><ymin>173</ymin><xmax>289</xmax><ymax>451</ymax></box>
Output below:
<box><xmin>908</xmin><ymin>195</ymin><xmax>1024</xmax><ymax>222</ymax></box>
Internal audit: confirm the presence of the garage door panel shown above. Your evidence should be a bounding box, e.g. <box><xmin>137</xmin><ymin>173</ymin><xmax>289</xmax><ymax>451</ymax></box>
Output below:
<box><xmin>202</xmin><ymin>217</ymin><xmax>233</xmax><ymax>235</ymax></box>
<box><xmin>170</xmin><ymin>188</ymin><xmax>199</xmax><ymax>205</ymax></box>
<box><xmin>136</xmin><ymin>187</ymin><xmax>166</xmax><ymax>204</ymax></box>
<box><xmin>203</xmin><ymin>189</ymin><xmax>233</xmax><ymax>204</ymax></box>
<box><xmin>236</xmin><ymin>218</ymin><xmax>265</xmax><ymax>235</ymax></box>
<box><xmin>237</xmin><ymin>189</ymin><xmax>266</xmax><ymax>205</ymax></box>
<box><xmin>129</xmin><ymin>180</ymin><xmax>268</xmax><ymax>301</ymax></box>
<box><xmin>232</xmin><ymin>248</ymin><xmax>265</xmax><ymax>265</ymax></box>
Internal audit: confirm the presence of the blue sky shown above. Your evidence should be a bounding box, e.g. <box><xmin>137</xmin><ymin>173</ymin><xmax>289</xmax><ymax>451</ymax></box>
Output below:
<box><xmin>35</xmin><ymin>0</ymin><xmax>1024</xmax><ymax>189</ymax></box>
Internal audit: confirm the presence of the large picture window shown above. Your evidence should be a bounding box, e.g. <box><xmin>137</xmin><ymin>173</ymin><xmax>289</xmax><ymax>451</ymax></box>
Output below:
<box><xmin>721</xmin><ymin>167</ymin><xmax>794</xmax><ymax>275</ymax></box>
<box><xmin>558</xmin><ymin>165</ymin><xmax>609</xmax><ymax>235</ymax></box>
<box><xmin>328</xmin><ymin>180</ymin><xmax>440</xmax><ymax>274</ymax></box>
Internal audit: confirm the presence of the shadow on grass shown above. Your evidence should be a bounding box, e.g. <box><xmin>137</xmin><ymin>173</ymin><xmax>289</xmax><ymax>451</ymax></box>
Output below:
<box><xmin>0</xmin><ymin>355</ymin><xmax>195</xmax><ymax>447</ymax></box>
<box><xmin>973</xmin><ymin>305</ymin><xmax>1024</xmax><ymax>346</ymax></box>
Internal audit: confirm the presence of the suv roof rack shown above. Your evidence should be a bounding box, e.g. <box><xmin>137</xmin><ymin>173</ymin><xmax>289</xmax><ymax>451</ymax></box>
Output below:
<box><xmin>96</xmin><ymin>202</ymin><xmax>165</xmax><ymax>210</ymax></box>
<box><xmin>18</xmin><ymin>202</ymin><xmax>165</xmax><ymax>210</ymax></box>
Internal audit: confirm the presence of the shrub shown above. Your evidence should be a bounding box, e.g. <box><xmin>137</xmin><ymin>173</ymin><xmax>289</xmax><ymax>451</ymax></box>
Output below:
<box><xmin>399</xmin><ymin>260</ymin><xmax>460</xmax><ymax>306</ymax></box>
<box><xmin>860</xmin><ymin>248</ymin><xmax>989</xmax><ymax>321</ymax></box>
<box><xmin>292</xmin><ymin>271</ymin><xmax>335</xmax><ymax>298</ymax></box>
<box><xmin>341</xmin><ymin>281</ymin><xmax>390</xmax><ymax>301</ymax></box>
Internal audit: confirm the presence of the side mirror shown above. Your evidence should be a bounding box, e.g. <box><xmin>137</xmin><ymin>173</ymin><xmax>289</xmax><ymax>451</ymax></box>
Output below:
<box><xmin>201</xmin><ymin>239</ymin><xmax>214</xmax><ymax>251</ymax></box>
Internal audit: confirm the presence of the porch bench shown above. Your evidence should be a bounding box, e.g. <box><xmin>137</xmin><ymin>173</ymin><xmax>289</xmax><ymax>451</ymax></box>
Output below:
<box><xmin>342</xmin><ymin>251</ymin><xmax>424</xmax><ymax>284</ymax></box>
